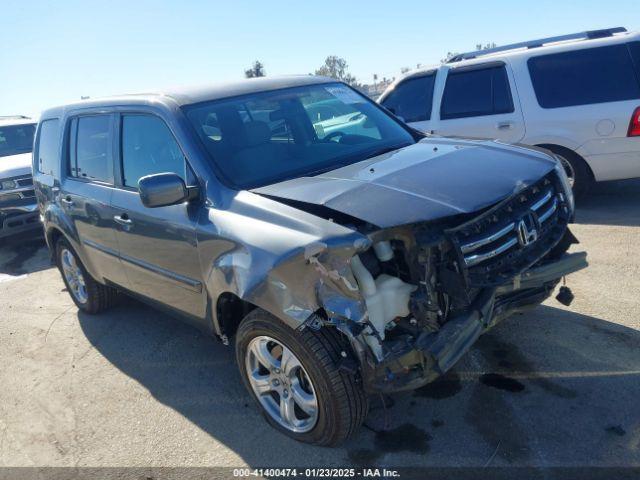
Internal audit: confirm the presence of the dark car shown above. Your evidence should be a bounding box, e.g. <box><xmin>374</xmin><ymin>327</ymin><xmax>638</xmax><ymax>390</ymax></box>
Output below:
<box><xmin>33</xmin><ymin>76</ymin><xmax>587</xmax><ymax>445</ymax></box>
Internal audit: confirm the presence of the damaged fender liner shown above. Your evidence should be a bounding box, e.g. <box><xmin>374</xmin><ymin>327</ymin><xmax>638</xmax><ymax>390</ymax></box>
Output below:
<box><xmin>355</xmin><ymin>251</ymin><xmax>588</xmax><ymax>394</ymax></box>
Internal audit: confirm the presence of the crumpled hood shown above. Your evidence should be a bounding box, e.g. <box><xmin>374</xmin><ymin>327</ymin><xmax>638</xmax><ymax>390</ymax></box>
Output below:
<box><xmin>252</xmin><ymin>138</ymin><xmax>557</xmax><ymax>228</ymax></box>
<box><xmin>0</xmin><ymin>153</ymin><xmax>32</xmax><ymax>179</ymax></box>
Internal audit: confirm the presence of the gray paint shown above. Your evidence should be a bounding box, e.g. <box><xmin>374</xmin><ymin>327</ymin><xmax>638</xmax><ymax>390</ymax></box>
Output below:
<box><xmin>33</xmin><ymin>78</ymin><xmax>584</xmax><ymax>393</ymax></box>
<box><xmin>252</xmin><ymin>138</ymin><xmax>557</xmax><ymax>228</ymax></box>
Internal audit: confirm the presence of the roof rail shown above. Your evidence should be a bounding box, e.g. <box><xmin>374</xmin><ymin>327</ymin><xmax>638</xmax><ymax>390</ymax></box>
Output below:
<box><xmin>447</xmin><ymin>27</ymin><xmax>627</xmax><ymax>63</ymax></box>
<box><xmin>0</xmin><ymin>115</ymin><xmax>31</xmax><ymax>120</ymax></box>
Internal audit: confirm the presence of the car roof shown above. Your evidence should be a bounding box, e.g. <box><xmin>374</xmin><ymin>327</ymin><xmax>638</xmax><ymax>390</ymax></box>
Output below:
<box><xmin>40</xmin><ymin>75</ymin><xmax>338</xmax><ymax>119</ymax></box>
<box><xmin>0</xmin><ymin>116</ymin><xmax>37</xmax><ymax>127</ymax></box>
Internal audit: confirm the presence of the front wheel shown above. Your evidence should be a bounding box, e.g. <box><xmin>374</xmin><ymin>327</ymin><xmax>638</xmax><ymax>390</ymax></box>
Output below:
<box><xmin>235</xmin><ymin>309</ymin><xmax>368</xmax><ymax>446</ymax></box>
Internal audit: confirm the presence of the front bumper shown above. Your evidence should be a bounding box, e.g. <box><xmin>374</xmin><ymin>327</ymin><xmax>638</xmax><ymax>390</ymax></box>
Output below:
<box><xmin>0</xmin><ymin>202</ymin><xmax>41</xmax><ymax>239</ymax></box>
<box><xmin>363</xmin><ymin>251</ymin><xmax>588</xmax><ymax>393</ymax></box>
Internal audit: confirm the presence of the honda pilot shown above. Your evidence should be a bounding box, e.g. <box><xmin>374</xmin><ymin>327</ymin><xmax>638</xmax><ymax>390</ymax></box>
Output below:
<box><xmin>33</xmin><ymin>76</ymin><xmax>587</xmax><ymax>445</ymax></box>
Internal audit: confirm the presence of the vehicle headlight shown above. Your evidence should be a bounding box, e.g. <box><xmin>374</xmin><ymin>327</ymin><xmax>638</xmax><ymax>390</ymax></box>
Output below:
<box><xmin>0</xmin><ymin>179</ymin><xmax>17</xmax><ymax>190</ymax></box>
<box><xmin>553</xmin><ymin>156</ymin><xmax>574</xmax><ymax>212</ymax></box>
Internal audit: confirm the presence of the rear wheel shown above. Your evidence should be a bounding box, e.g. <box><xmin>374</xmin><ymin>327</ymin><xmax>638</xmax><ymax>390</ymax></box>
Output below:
<box><xmin>55</xmin><ymin>238</ymin><xmax>117</xmax><ymax>314</ymax></box>
<box><xmin>235</xmin><ymin>309</ymin><xmax>368</xmax><ymax>446</ymax></box>
<box><xmin>539</xmin><ymin>145</ymin><xmax>592</xmax><ymax>198</ymax></box>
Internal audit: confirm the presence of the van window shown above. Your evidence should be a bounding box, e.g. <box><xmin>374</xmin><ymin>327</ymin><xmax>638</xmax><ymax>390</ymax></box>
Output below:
<box><xmin>440</xmin><ymin>65</ymin><xmax>514</xmax><ymax>119</ymax></box>
<box><xmin>70</xmin><ymin>115</ymin><xmax>113</xmax><ymax>182</ymax></box>
<box><xmin>528</xmin><ymin>44</ymin><xmax>640</xmax><ymax>108</ymax></box>
<box><xmin>381</xmin><ymin>74</ymin><xmax>435</xmax><ymax>122</ymax></box>
<box><xmin>0</xmin><ymin>123</ymin><xmax>35</xmax><ymax>158</ymax></box>
<box><xmin>35</xmin><ymin>119</ymin><xmax>59</xmax><ymax>174</ymax></box>
<box><xmin>121</xmin><ymin>114</ymin><xmax>187</xmax><ymax>188</ymax></box>
<box><xmin>628</xmin><ymin>42</ymin><xmax>640</xmax><ymax>79</ymax></box>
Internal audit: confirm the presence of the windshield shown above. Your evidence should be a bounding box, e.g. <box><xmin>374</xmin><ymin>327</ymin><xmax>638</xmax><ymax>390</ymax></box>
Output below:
<box><xmin>184</xmin><ymin>83</ymin><xmax>416</xmax><ymax>188</ymax></box>
<box><xmin>0</xmin><ymin>123</ymin><xmax>36</xmax><ymax>158</ymax></box>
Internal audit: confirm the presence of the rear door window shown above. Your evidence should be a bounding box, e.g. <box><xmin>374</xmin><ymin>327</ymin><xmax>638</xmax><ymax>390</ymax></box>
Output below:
<box><xmin>35</xmin><ymin>119</ymin><xmax>59</xmax><ymax>175</ymax></box>
<box><xmin>440</xmin><ymin>65</ymin><xmax>514</xmax><ymax>119</ymax></box>
<box><xmin>528</xmin><ymin>44</ymin><xmax>640</xmax><ymax>108</ymax></box>
<box><xmin>120</xmin><ymin>114</ymin><xmax>187</xmax><ymax>188</ymax></box>
<box><xmin>69</xmin><ymin>115</ymin><xmax>113</xmax><ymax>183</ymax></box>
<box><xmin>381</xmin><ymin>74</ymin><xmax>436</xmax><ymax>122</ymax></box>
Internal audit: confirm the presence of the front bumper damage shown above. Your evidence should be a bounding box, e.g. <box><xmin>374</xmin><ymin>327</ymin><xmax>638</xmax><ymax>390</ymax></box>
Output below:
<box><xmin>355</xmin><ymin>251</ymin><xmax>588</xmax><ymax>393</ymax></box>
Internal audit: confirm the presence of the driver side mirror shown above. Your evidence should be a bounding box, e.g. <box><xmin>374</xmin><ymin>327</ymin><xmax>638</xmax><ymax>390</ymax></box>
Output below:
<box><xmin>138</xmin><ymin>173</ymin><xmax>198</xmax><ymax>208</ymax></box>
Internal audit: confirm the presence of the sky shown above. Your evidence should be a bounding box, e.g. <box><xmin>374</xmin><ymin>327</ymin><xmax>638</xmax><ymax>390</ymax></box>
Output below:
<box><xmin>2</xmin><ymin>0</ymin><xmax>638</xmax><ymax>116</ymax></box>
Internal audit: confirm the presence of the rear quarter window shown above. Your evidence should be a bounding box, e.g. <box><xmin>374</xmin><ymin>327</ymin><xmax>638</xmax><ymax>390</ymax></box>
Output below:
<box><xmin>528</xmin><ymin>44</ymin><xmax>640</xmax><ymax>108</ymax></box>
<box><xmin>35</xmin><ymin>119</ymin><xmax>60</xmax><ymax>175</ymax></box>
<box><xmin>629</xmin><ymin>41</ymin><xmax>640</xmax><ymax>79</ymax></box>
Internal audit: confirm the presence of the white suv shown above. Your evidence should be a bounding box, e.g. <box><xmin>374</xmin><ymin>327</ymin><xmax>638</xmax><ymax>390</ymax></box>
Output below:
<box><xmin>378</xmin><ymin>27</ymin><xmax>640</xmax><ymax>196</ymax></box>
<box><xmin>0</xmin><ymin>116</ymin><xmax>39</xmax><ymax>239</ymax></box>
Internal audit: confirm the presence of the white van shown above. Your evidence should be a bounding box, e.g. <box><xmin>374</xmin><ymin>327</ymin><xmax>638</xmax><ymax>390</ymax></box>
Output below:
<box><xmin>378</xmin><ymin>27</ymin><xmax>640</xmax><ymax>196</ymax></box>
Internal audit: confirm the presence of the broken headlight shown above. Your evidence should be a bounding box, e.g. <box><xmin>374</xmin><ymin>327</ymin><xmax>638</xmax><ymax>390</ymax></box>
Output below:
<box><xmin>0</xmin><ymin>179</ymin><xmax>18</xmax><ymax>190</ymax></box>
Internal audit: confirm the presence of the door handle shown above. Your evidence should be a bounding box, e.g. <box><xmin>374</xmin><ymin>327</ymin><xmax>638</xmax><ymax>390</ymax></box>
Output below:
<box><xmin>61</xmin><ymin>196</ymin><xmax>74</xmax><ymax>207</ymax></box>
<box><xmin>113</xmin><ymin>213</ymin><xmax>133</xmax><ymax>227</ymax></box>
<box><xmin>497</xmin><ymin>121</ymin><xmax>514</xmax><ymax>130</ymax></box>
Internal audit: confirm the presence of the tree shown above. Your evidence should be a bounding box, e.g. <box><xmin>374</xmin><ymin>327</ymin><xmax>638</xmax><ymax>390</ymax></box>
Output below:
<box><xmin>440</xmin><ymin>42</ymin><xmax>497</xmax><ymax>64</ymax></box>
<box><xmin>400</xmin><ymin>66</ymin><xmax>410</xmax><ymax>74</ymax></box>
<box><xmin>315</xmin><ymin>56</ymin><xmax>362</xmax><ymax>89</ymax></box>
<box><xmin>244</xmin><ymin>60</ymin><xmax>265</xmax><ymax>78</ymax></box>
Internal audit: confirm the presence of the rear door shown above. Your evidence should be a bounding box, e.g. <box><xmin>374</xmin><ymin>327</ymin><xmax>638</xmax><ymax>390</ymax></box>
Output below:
<box><xmin>434</xmin><ymin>62</ymin><xmax>525</xmax><ymax>143</ymax></box>
<box><xmin>60</xmin><ymin>113</ymin><xmax>129</xmax><ymax>287</ymax></box>
<box><xmin>110</xmin><ymin>112</ymin><xmax>204</xmax><ymax>318</ymax></box>
<box><xmin>379</xmin><ymin>72</ymin><xmax>437</xmax><ymax>132</ymax></box>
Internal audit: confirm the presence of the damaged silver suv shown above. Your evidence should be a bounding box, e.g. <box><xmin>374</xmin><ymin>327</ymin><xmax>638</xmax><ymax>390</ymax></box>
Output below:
<box><xmin>34</xmin><ymin>76</ymin><xmax>587</xmax><ymax>445</ymax></box>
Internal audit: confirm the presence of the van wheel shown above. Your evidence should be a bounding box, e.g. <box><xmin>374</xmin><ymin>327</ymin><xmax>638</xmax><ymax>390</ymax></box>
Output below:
<box><xmin>235</xmin><ymin>309</ymin><xmax>368</xmax><ymax>446</ymax></box>
<box><xmin>539</xmin><ymin>145</ymin><xmax>592</xmax><ymax>198</ymax></box>
<box><xmin>55</xmin><ymin>238</ymin><xmax>117</xmax><ymax>314</ymax></box>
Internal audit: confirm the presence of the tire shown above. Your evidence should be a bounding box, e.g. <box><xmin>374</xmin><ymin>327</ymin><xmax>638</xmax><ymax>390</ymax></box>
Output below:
<box><xmin>539</xmin><ymin>145</ymin><xmax>593</xmax><ymax>198</ymax></box>
<box><xmin>55</xmin><ymin>237</ymin><xmax>117</xmax><ymax>314</ymax></box>
<box><xmin>235</xmin><ymin>309</ymin><xmax>368</xmax><ymax>446</ymax></box>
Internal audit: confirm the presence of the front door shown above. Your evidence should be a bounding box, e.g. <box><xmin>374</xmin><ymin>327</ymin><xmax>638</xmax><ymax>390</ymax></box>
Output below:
<box><xmin>110</xmin><ymin>112</ymin><xmax>205</xmax><ymax>318</ymax></box>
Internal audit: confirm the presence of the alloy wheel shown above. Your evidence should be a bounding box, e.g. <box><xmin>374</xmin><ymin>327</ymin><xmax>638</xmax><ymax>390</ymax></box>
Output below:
<box><xmin>245</xmin><ymin>335</ymin><xmax>319</xmax><ymax>433</ymax></box>
<box><xmin>60</xmin><ymin>248</ymin><xmax>88</xmax><ymax>304</ymax></box>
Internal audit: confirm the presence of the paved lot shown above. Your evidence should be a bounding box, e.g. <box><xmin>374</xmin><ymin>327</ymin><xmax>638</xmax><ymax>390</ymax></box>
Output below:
<box><xmin>1</xmin><ymin>179</ymin><xmax>639</xmax><ymax>469</ymax></box>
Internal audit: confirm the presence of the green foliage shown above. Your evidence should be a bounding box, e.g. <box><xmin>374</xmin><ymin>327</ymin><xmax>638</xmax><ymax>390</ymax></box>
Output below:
<box><xmin>245</xmin><ymin>60</ymin><xmax>266</xmax><ymax>78</ymax></box>
<box><xmin>315</xmin><ymin>56</ymin><xmax>363</xmax><ymax>89</ymax></box>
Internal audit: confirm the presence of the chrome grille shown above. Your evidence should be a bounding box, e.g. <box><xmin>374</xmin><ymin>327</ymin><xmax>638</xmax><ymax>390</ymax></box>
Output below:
<box><xmin>447</xmin><ymin>172</ymin><xmax>570</xmax><ymax>287</ymax></box>
<box><xmin>461</xmin><ymin>188</ymin><xmax>558</xmax><ymax>267</ymax></box>
<box><xmin>16</xmin><ymin>176</ymin><xmax>34</xmax><ymax>188</ymax></box>
<box><xmin>0</xmin><ymin>175</ymin><xmax>36</xmax><ymax>203</ymax></box>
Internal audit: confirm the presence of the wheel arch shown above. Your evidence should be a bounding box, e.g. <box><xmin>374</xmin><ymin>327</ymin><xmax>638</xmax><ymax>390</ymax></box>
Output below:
<box><xmin>215</xmin><ymin>291</ymin><xmax>258</xmax><ymax>340</ymax></box>
<box><xmin>535</xmin><ymin>143</ymin><xmax>595</xmax><ymax>182</ymax></box>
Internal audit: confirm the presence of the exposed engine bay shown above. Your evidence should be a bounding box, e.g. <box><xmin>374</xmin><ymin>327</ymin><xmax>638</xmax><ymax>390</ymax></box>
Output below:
<box><xmin>317</xmin><ymin>171</ymin><xmax>588</xmax><ymax>393</ymax></box>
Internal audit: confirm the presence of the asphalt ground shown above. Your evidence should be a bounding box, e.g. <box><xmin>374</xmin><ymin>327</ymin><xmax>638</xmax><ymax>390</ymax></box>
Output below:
<box><xmin>0</xmin><ymin>179</ymin><xmax>638</xmax><ymax>471</ymax></box>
